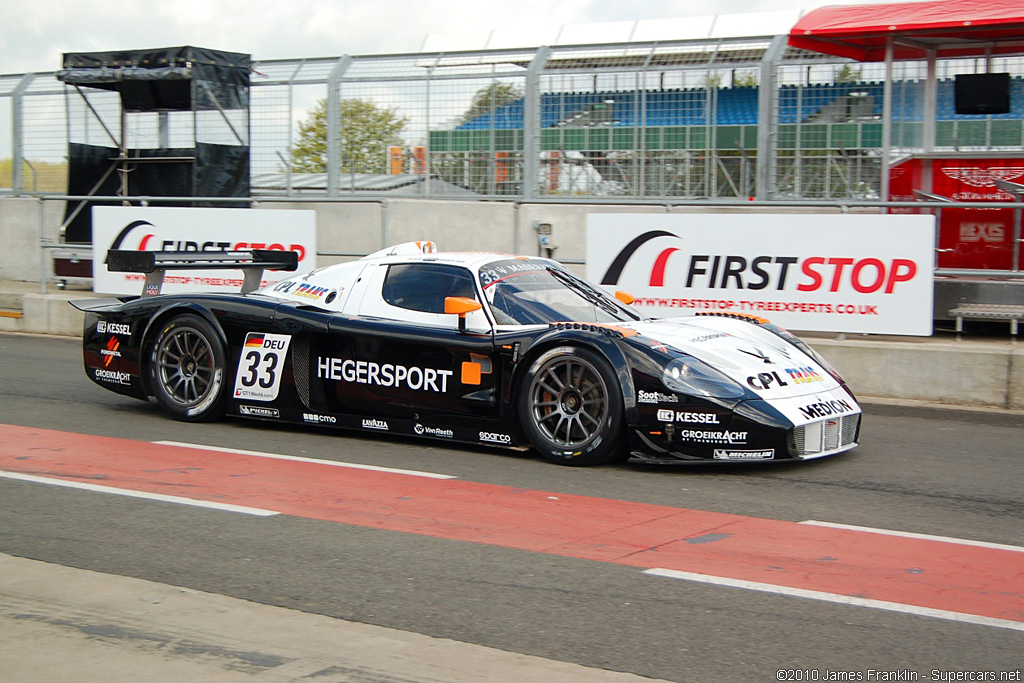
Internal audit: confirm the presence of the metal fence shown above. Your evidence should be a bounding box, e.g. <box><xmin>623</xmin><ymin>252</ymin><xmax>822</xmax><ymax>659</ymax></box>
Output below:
<box><xmin>3</xmin><ymin>37</ymin><xmax>1024</xmax><ymax>201</ymax></box>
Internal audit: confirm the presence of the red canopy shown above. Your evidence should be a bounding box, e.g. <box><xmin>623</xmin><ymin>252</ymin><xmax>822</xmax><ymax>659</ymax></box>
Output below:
<box><xmin>789</xmin><ymin>0</ymin><xmax>1024</xmax><ymax>62</ymax></box>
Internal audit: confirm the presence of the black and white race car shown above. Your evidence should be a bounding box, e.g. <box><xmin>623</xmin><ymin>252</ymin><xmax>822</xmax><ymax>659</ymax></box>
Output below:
<box><xmin>74</xmin><ymin>241</ymin><xmax>860</xmax><ymax>466</ymax></box>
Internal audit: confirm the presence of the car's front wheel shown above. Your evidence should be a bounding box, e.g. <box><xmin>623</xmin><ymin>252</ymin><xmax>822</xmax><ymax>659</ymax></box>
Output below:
<box><xmin>518</xmin><ymin>346</ymin><xmax>623</xmax><ymax>466</ymax></box>
<box><xmin>148</xmin><ymin>314</ymin><xmax>227</xmax><ymax>421</ymax></box>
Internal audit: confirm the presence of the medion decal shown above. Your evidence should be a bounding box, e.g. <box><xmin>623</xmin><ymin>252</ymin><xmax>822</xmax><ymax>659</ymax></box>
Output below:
<box><xmin>799</xmin><ymin>398</ymin><xmax>855</xmax><ymax>420</ymax></box>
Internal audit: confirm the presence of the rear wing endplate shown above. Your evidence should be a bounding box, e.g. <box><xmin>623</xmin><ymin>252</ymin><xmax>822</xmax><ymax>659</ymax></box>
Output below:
<box><xmin>106</xmin><ymin>249</ymin><xmax>300</xmax><ymax>297</ymax></box>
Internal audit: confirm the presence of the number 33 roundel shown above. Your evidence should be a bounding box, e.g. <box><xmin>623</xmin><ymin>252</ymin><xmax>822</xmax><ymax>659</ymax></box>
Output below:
<box><xmin>233</xmin><ymin>332</ymin><xmax>292</xmax><ymax>401</ymax></box>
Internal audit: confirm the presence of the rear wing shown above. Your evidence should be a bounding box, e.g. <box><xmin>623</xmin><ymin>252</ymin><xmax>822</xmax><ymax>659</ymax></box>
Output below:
<box><xmin>105</xmin><ymin>249</ymin><xmax>300</xmax><ymax>297</ymax></box>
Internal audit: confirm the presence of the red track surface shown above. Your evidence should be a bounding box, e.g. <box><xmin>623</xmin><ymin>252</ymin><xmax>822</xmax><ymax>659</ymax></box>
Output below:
<box><xmin>1</xmin><ymin>424</ymin><xmax>1022</xmax><ymax>625</ymax></box>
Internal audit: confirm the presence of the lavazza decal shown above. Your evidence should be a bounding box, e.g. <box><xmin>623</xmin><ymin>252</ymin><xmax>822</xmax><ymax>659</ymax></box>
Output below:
<box><xmin>91</xmin><ymin>206</ymin><xmax>316</xmax><ymax>296</ymax></box>
<box><xmin>587</xmin><ymin>213</ymin><xmax>936</xmax><ymax>336</ymax></box>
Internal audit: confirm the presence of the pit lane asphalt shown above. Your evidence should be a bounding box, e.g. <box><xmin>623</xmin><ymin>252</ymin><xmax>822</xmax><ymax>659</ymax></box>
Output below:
<box><xmin>0</xmin><ymin>332</ymin><xmax>1021</xmax><ymax>682</ymax></box>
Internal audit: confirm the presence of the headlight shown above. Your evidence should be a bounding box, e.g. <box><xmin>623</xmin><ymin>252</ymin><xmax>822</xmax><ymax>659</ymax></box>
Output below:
<box><xmin>662</xmin><ymin>357</ymin><xmax>746</xmax><ymax>399</ymax></box>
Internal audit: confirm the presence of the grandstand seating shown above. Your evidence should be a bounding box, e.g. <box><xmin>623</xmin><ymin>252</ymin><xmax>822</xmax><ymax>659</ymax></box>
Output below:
<box><xmin>455</xmin><ymin>77</ymin><xmax>1024</xmax><ymax>130</ymax></box>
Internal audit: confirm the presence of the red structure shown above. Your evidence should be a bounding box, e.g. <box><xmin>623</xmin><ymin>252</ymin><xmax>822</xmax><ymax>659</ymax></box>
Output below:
<box><xmin>790</xmin><ymin>0</ymin><xmax>1024</xmax><ymax>321</ymax></box>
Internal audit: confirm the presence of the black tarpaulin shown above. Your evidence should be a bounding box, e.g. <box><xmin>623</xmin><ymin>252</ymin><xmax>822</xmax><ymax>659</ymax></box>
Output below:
<box><xmin>58</xmin><ymin>46</ymin><xmax>249</xmax><ymax>111</ymax></box>
<box><xmin>58</xmin><ymin>46</ymin><xmax>251</xmax><ymax>243</ymax></box>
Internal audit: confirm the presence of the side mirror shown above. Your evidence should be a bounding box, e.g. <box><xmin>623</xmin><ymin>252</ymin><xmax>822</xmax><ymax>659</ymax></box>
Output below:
<box><xmin>445</xmin><ymin>296</ymin><xmax>483</xmax><ymax>333</ymax></box>
<box><xmin>615</xmin><ymin>291</ymin><xmax>635</xmax><ymax>305</ymax></box>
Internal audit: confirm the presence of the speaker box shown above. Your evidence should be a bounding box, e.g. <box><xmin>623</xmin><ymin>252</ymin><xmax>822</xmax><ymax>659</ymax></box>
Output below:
<box><xmin>954</xmin><ymin>73</ymin><xmax>1011</xmax><ymax>115</ymax></box>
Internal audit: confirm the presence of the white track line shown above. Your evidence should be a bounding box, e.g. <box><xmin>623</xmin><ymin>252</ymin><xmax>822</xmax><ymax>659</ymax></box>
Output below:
<box><xmin>0</xmin><ymin>471</ymin><xmax>279</xmax><ymax>517</ymax></box>
<box><xmin>154</xmin><ymin>441</ymin><xmax>457</xmax><ymax>479</ymax></box>
<box><xmin>643</xmin><ymin>568</ymin><xmax>1024</xmax><ymax>633</ymax></box>
<box><xmin>800</xmin><ymin>520</ymin><xmax>1024</xmax><ymax>553</ymax></box>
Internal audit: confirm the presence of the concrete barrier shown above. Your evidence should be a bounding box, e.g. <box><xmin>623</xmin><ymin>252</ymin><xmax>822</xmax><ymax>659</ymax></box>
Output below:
<box><xmin>809</xmin><ymin>337</ymin><xmax>1023</xmax><ymax>411</ymax></box>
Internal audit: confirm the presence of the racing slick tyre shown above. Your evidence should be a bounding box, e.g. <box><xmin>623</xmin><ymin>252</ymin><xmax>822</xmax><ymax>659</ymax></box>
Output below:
<box><xmin>148</xmin><ymin>314</ymin><xmax>227</xmax><ymax>422</ymax></box>
<box><xmin>518</xmin><ymin>345</ymin><xmax>624</xmax><ymax>466</ymax></box>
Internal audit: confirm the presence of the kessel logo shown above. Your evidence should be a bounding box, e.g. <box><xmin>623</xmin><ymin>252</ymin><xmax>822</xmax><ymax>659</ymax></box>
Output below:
<box><xmin>657</xmin><ymin>409</ymin><xmax>720</xmax><ymax>424</ymax></box>
<box><xmin>97</xmin><ymin>320</ymin><xmax>131</xmax><ymax>336</ymax></box>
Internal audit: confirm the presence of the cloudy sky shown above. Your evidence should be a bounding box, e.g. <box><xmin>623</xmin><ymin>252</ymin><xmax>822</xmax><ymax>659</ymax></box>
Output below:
<box><xmin>2</xmin><ymin>0</ymin><xmax>888</xmax><ymax>75</ymax></box>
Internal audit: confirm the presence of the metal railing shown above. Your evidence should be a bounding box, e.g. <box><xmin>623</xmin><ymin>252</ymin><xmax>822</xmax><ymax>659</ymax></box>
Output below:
<box><xmin>4</xmin><ymin>42</ymin><xmax>1024</xmax><ymax>203</ymax></box>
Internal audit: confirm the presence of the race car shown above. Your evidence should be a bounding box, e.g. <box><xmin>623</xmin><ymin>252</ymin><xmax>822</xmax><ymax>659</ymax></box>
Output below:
<box><xmin>73</xmin><ymin>241</ymin><xmax>860</xmax><ymax>466</ymax></box>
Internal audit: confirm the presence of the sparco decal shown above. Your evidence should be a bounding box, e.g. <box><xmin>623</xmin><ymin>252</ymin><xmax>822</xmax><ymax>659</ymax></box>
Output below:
<box><xmin>637</xmin><ymin>390</ymin><xmax>679</xmax><ymax>404</ymax></box>
<box><xmin>415</xmin><ymin>424</ymin><xmax>454</xmax><ymax>438</ymax></box>
<box><xmin>600</xmin><ymin>231</ymin><xmax>918</xmax><ymax>294</ymax></box>
<box><xmin>479</xmin><ymin>431</ymin><xmax>512</xmax><ymax>444</ymax></box>
<box><xmin>361</xmin><ymin>418</ymin><xmax>389</xmax><ymax>431</ymax></box>
<box><xmin>239</xmin><ymin>405</ymin><xmax>280</xmax><ymax>418</ymax></box>
<box><xmin>656</xmin><ymin>410</ymin><xmax>721</xmax><ymax>424</ymax></box>
<box><xmin>799</xmin><ymin>398</ymin><xmax>855</xmax><ymax>419</ymax></box>
<box><xmin>318</xmin><ymin>357</ymin><xmax>453</xmax><ymax>393</ymax></box>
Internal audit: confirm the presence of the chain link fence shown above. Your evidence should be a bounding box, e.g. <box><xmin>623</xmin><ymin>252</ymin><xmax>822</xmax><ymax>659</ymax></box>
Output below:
<box><xmin>3</xmin><ymin>39</ymin><xmax>1024</xmax><ymax>201</ymax></box>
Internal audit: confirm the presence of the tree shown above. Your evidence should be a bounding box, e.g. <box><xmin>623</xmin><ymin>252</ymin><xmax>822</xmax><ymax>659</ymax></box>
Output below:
<box><xmin>291</xmin><ymin>97</ymin><xmax>408</xmax><ymax>174</ymax></box>
<box><xmin>460</xmin><ymin>82</ymin><xmax>523</xmax><ymax>125</ymax></box>
<box><xmin>732</xmin><ymin>70</ymin><xmax>759</xmax><ymax>87</ymax></box>
<box><xmin>835</xmin><ymin>64</ymin><xmax>862</xmax><ymax>84</ymax></box>
<box><xmin>701</xmin><ymin>72</ymin><xmax>724</xmax><ymax>89</ymax></box>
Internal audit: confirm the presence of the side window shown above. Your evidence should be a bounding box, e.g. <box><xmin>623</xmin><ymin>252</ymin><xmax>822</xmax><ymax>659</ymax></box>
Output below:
<box><xmin>382</xmin><ymin>264</ymin><xmax>478</xmax><ymax>314</ymax></box>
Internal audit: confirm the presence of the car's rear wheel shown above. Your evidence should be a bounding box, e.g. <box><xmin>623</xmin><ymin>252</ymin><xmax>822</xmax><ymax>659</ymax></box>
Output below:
<box><xmin>518</xmin><ymin>346</ymin><xmax>623</xmax><ymax>466</ymax></box>
<box><xmin>149</xmin><ymin>314</ymin><xmax>226</xmax><ymax>421</ymax></box>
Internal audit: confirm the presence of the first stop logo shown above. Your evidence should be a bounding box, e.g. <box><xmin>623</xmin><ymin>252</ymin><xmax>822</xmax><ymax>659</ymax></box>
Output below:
<box><xmin>599</xmin><ymin>231</ymin><xmax>919</xmax><ymax>295</ymax></box>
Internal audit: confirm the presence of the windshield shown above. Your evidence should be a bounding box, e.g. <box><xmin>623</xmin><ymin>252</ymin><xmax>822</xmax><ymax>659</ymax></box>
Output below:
<box><xmin>479</xmin><ymin>260</ymin><xmax>641</xmax><ymax>326</ymax></box>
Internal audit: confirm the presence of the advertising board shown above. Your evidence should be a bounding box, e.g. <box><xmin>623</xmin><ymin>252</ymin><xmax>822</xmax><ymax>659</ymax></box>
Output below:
<box><xmin>889</xmin><ymin>157</ymin><xmax>1024</xmax><ymax>271</ymax></box>
<box><xmin>91</xmin><ymin>206</ymin><xmax>317</xmax><ymax>296</ymax></box>
<box><xmin>587</xmin><ymin>213</ymin><xmax>936</xmax><ymax>336</ymax></box>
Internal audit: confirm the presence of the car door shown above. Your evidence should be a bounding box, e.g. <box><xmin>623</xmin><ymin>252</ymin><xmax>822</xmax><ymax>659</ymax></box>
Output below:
<box><xmin>312</xmin><ymin>261</ymin><xmax>502</xmax><ymax>423</ymax></box>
